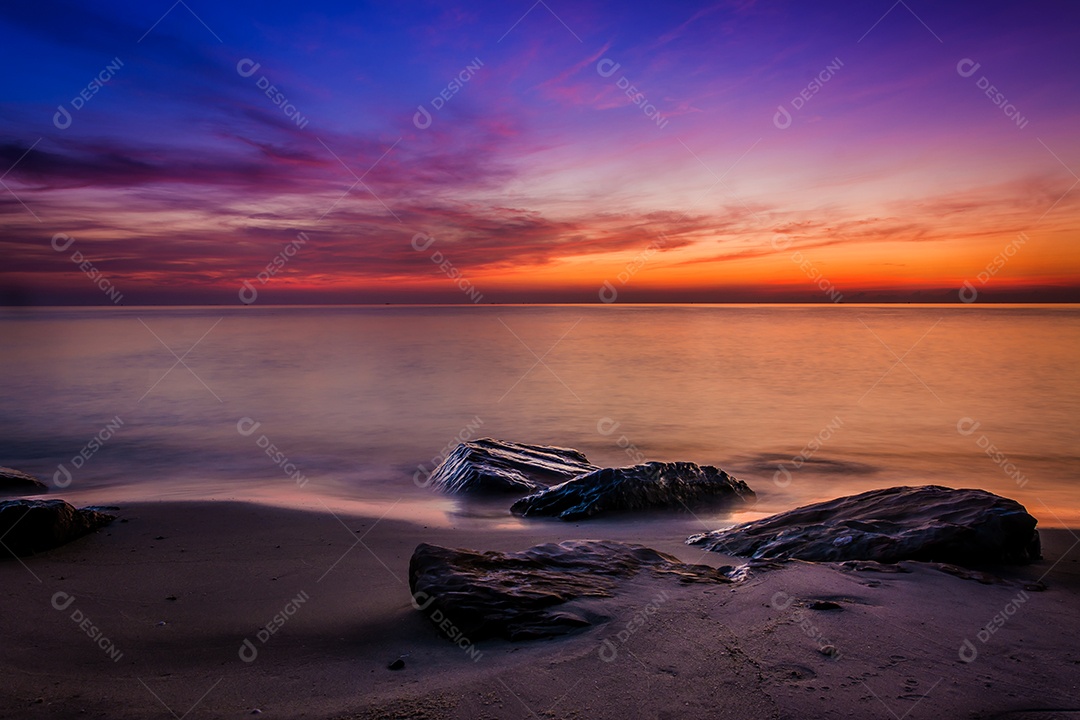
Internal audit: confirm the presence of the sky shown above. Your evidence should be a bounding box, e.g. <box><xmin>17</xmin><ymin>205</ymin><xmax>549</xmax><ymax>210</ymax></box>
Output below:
<box><xmin>1</xmin><ymin>0</ymin><xmax>1078</xmax><ymax>304</ymax></box>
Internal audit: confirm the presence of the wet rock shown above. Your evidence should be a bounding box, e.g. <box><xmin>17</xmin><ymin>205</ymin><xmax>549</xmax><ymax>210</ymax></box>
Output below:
<box><xmin>409</xmin><ymin>540</ymin><xmax>729</xmax><ymax>641</ymax></box>
<box><xmin>425</xmin><ymin>438</ymin><xmax>597</xmax><ymax>495</ymax></box>
<box><xmin>688</xmin><ymin>486</ymin><xmax>1040</xmax><ymax>567</ymax></box>
<box><xmin>808</xmin><ymin>600</ymin><xmax>842</xmax><ymax>611</ymax></box>
<box><xmin>921</xmin><ymin>562</ymin><xmax>1000</xmax><ymax>584</ymax></box>
<box><xmin>0</xmin><ymin>467</ymin><xmax>47</xmax><ymax>496</ymax></box>
<box><xmin>0</xmin><ymin>499</ymin><xmax>114</xmax><ymax>557</ymax></box>
<box><xmin>838</xmin><ymin>560</ymin><xmax>912</xmax><ymax>574</ymax></box>
<box><xmin>510</xmin><ymin>462</ymin><xmax>755</xmax><ymax>520</ymax></box>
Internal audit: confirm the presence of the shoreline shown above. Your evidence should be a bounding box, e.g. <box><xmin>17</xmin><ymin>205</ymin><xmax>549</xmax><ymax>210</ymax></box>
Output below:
<box><xmin>1</xmin><ymin>500</ymin><xmax>1077</xmax><ymax>719</ymax></box>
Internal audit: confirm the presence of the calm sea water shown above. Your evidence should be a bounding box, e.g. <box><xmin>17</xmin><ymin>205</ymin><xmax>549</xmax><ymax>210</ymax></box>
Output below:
<box><xmin>1</xmin><ymin>305</ymin><xmax>1077</xmax><ymax>527</ymax></box>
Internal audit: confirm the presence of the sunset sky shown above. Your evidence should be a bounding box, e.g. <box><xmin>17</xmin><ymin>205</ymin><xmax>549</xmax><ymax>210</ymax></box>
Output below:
<box><xmin>1</xmin><ymin>0</ymin><xmax>1078</xmax><ymax>304</ymax></box>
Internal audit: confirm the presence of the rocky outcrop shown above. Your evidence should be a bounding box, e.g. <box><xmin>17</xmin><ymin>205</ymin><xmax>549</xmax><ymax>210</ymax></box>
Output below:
<box><xmin>409</xmin><ymin>540</ymin><xmax>729</xmax><ymax>641</ymax></box>
<box><xmin>687</xmin><ymin>485</ymin><xmax>1040</xmax><ymax>566</ymax></box>
<box><xmin>0</xmin><ymin>467</ymin><xmax>47</xmax><ymax>496</ymax></box>
<box><xmin>0</xmin><ymin>499</ymin><xmax>114</xmax><ymax>557</ymax></box>
<box><xmin>426</xmin><ymin>438</ymin><xmax>597</xmax><ymax>495</ymax></box>
<box><xmin>510</xmin><ymin>462</ymin><xmax>755</xmax><ymax>520</ymax></box>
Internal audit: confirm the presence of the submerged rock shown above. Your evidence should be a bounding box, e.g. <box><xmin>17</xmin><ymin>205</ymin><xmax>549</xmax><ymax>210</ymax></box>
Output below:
<box><xmin>0</xmin><ymin>467</ymin><xmax>47</xmax><ymax>496</ymax></box>
<box><xmin>409</xmin><ymin>540</ymin><xmax>728</xmax><ymax>641</ymax></box>
<box><xmin>687</xmin><ymin>485</ymin><xmax>1040</xmax><ymax>566</ymax></box>
<box><xmin>0</xmin><ymin>499</ymin><xmax>114</xmax><ymax>557</ymax></box>
<box><xmin>425</xmin><ymin>438</ymin><xmax>597</xmax><ymax>495</ymax></box>
<box><xmin>510</xmin><ymin>461</ymin><xmax>755</xmax><ymax>520</ymax></box>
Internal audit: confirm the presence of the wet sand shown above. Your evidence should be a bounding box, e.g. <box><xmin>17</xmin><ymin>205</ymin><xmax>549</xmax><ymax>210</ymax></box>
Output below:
<box><xmin>1</xmin><ymin>500</ymin><xmax>1077</xmax><ymax>719</ymax></box>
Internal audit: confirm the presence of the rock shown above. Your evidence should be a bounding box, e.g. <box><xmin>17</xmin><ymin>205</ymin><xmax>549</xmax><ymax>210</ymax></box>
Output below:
<box><xmin>425</xmin><ymin>438</ymin><xmax>597</xmax><ymax>495</ymax></box>
<box><xmin>0</xmin><ymin>499</ymin><xmax>114</xmax><ymax>557</ymax></box>
<box><xmin>687</xmin><ymin>486</ymin><xmax>1041</xmax><ymax>567</ymax></box>
<box><xmin>0</xmin><ymin>467</ymin><xmax>47</xmax><ymax>496</ymax></box>
<box><xmin>838</xmin><ymin>560</ymin><xmax>912</xmax><ymax>574</ymax></box>
<box><xmin>409</xmin><ymin>540</ymin><xmax>729</xmax><ymax>641</ymax></box>
<box><xmin>819</xmin><ymin>645</ymin><xmax>838</xmax><ymax>657</ymax></box>
<box><xmin>387</xmin><ymin>658</ymin><xmax>405</xmax><ymax>670</ymax></box>
<box><xmin>510</xmin><ymin>462</ymin><xmax>755</xmax><ymax>520</ymax></box>
<box><xmin>808</xmin><ymin>600</ymin><xmax>842</xmax><ymax>611</ymax></box>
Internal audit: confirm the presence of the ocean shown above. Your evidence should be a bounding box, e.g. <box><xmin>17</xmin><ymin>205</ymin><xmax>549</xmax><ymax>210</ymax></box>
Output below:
<box><xmin>1</xmin><ymin>304</ymin><xmax>1077</xmax><ymax>527</ymax></box>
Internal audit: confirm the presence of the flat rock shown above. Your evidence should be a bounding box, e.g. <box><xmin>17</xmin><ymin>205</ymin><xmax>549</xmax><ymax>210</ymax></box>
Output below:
<box><xmin>687</xmin><ymin>485</ymin><xmax>1040</xmax><ymax>566</ymax></box>
<box><xmin>0</xmin><ymin>467</ymin><xmax>47</xmax><ymax>496</ymax></box>
<box><xmin>0</xmin><ymin>499</ymin><xmax>115</xmax><ymax>557</ymax></box>
<box><xmin>426</xmin><ymin>438</ymin><xmax>597</xmax><ymax>495</ymax></box>
<box><xmin>409</xmin><ymin>540</ymin><xmax>729</xmax><ymax>641</ymax></box>
<box><xmin>510</xmin><ymin>461</ymin><xmax>755</xmax><ymax>520</ymax></box>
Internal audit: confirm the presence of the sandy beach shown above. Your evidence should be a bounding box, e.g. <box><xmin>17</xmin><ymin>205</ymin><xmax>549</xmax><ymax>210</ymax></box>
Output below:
<box><xmin>6</xmin><ymin>0</ymin><xmax>1080</xmax><ymax>715</ymax></box>
<box><xmin>1</xmin><ymin>500</ymin><xmax>1076</xmax><ymax>719</ymax></box>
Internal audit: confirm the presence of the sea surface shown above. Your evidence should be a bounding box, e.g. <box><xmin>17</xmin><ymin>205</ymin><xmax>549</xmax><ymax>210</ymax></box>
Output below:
<box><xmin>1</xmin><ymin>304</ymin><xmax>1077</xmax><ymax>528</ymax></box>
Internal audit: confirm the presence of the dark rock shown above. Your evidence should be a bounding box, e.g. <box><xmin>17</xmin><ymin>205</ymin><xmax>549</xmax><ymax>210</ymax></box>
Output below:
<box><xmin>510</xmin><ymin>461</ymin><xmax>755</xmax><ymax>520</ymax></box>
<box><xmin>0</xmin><ymin>467</ymin><xmax>47</xmax><ymax>496</ymax></box>
<box><xmin>808</xmin><ymin>600</ymin><xmax>842</xmax><ymax>611</ymax></box>
<box><xmin>409</xmin><ymin>540</ymin><xmax>729</xmax><ymax>641</ymax></box>
<box><xmin>0</xmin><ymin>499</ymin><xmax>114</xmax><ymax>557</ymax></box>
<box><xmin>922</xmin><ymin>562</ymin><xmax>1000</xmax><ymax>584</ymax></box>
<box><xmin>426</xmin><ymin>438</ymin><xmax>597</xmax><ymax>495</ymax></box>
<box><xmin>838</xmin><ymin>560</ymin><xmax>912</xmax><ymax>574</ymax></box>
<box><xmin>387</xmin><ymin>658</ymin><xmax>405</xmax><ymax>671</ymax></box>
<box><xmin>687</xmin><ymin>486</ymin><xmax>1040</xmax><ymax>567</ymax></box>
